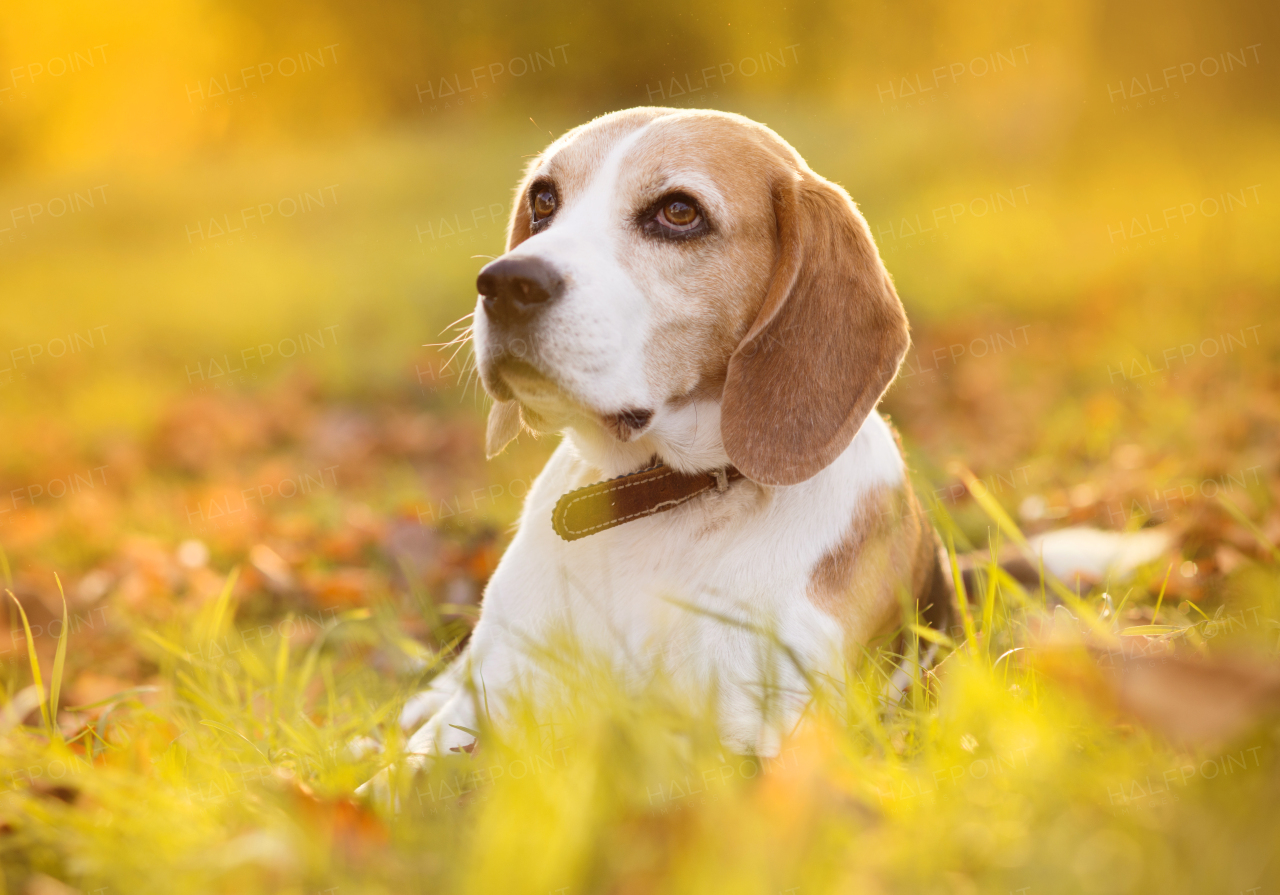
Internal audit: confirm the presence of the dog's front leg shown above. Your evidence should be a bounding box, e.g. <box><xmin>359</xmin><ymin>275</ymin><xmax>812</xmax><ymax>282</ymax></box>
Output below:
<box><xmin>401</xmin><ymin>628</ymin><xmax>531</xmax><ymax>756</ymax></box>
<box><xmin>356</xmin><ymin>655</ymin><xmax>492</xmax><ymax>802</ymax></box>
<box><xmin>404</xmin><ymin>686</ymin><xmax>483</xmax><ymax>755</ymax></box>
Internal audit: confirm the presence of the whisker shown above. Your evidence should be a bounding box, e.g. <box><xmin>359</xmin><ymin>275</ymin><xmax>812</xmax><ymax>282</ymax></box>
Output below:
<box><xmin>441</xmin><ymin>333</ymin><xmax>473</xmax><ymax>374</ymax></box>
<box><xmin>436</xmin><ymin>311</ymin><xmax>475</xmax><ymax>338</ymax></box>
<box><xmin>427</xmin><ymin>325</ymin><xmax>474</xmax><ymax>351</ymax></box>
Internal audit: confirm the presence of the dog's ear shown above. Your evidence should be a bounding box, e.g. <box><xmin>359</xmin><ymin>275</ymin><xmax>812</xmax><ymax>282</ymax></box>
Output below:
<box><xmin>486</xmin><ymin>399</ymin><xmax>522</xmax><ymax>458</ymax></box>
<box><xmin>721</xmin><ymin>172</ymin><xmax>909</xmax><ymax>486</ymax></box>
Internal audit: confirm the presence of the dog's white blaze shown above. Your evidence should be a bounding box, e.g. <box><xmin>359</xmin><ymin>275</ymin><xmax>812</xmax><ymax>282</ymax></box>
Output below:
<box><xmin>480</xmin><ymin>123</ymin><xmax>659</xmax><ymax>419</ymax></box>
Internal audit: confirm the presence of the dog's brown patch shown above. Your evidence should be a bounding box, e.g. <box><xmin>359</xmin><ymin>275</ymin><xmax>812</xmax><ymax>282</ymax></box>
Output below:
<box><xmin>808</xmin><ymin>479</ymin><xmax>948</xmax><ymax>648</ymax></box>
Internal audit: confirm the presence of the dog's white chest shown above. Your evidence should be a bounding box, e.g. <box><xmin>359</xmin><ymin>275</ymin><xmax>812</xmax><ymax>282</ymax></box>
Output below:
<box><xmin>464</xmin><ymin>414</ymin><xmax>905</xmax><ymax>729</ymax></box>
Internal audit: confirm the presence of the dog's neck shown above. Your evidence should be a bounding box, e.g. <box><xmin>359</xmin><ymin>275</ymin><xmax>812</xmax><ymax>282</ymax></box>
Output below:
<box><xmin>564</xmin><ymin>398</ymin><xmax>734</xmax><ymax>480</ymax></box>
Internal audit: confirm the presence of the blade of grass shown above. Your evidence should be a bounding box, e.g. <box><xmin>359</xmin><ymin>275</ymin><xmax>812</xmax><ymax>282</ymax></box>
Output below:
<box><xmin>662</xmin><ymin>597</ymin><xmax>818</xmax><ymax>692</ymax></box>
<box><xmin>296</xmin><ymin>628</ymin><xmax>328</xmax><ymax>701</ymax></box>
<box><xmin>892</xmin><ymin>577</ymin><xmax>923</xmax><ymax>708</ymax></box>
<box><xmin>982</xmin><ymin>531</ymin><xmax>1001</xmax><ymax>655</ymax></box>
<box><xmin>200</xmin><ymin>719</ymin><xmax>268</xmax><ymax>759</ymax></box>
<box><xmin>1151</xmin><ymin>563</ymin><xmax>1173</xmax><ymax>624</ymax></box>
<box><xmin>140</xmin><ymin>629</ymin><xmax>193</xmax><ymax>662</ymax></box>
<box><xmin>947</xmin><ymin>533</ymin><xmax>977</xmax><ymax>656</ymax></box>
<box><xmin>1</xmin><ymin>549</ymin><xmax>11</xmax><ymax>666</ymax></box>
<box><xmin>1112</xmin><ymin>587</ymin><xmax>1135</xmax><ymax>623</ymax></box>
<box><xmin>274</xmin><ymin>613</ymin><xmax>293</xmax><ymax>693</ymax></box>
<box><xmin>6</xmin><ymin>590</ymin><xmax>50</xmax><ymax>733</ymax></box>
<box><xmin>204</xmin><ymin>566</ymin><xmax>241</xmax><ymax>644</ymax></box>
<box><xmin>322</xmin><ymin>657</ymin><xmax>338</xmax><ymax>724</ymax></box>
<box><xmin>1180</xmin><ymin>599</ymin><xmax>1211</xmax><ymax>622</ymax></box>
<box><xmin>87</xmin><ymin>706</ymin><xmax>115</xmax><ymax>759</ymax></box>
<box><xmin>909</xmin><ymin>624</ymin><xmax>956</xmax><ymax>648</ymax></box>
<box><xmin>1121</xmin><ymin>625</ymin><xmax>1183</xmax><ymax>636</ymax></box>
<box><xmin>273</xmin><ymin>613</ymin><xmax>293</xmax><ymax>743</ymax></box>
<box><xmin>49</xmin><ymin>573</ymin><xmax>70</xmax><ymax>740</ymax></box>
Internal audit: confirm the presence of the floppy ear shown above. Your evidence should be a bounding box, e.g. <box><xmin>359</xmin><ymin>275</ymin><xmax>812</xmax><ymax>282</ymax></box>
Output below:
<box><xmin>721</xmin><ymin>172</ymin><xmax>909</xmax><ymax>486</ymax></box>
<box><xmin>481</xmin><ymin>166</ymin><xmax>541</xmax><ymax>457</ymax></box>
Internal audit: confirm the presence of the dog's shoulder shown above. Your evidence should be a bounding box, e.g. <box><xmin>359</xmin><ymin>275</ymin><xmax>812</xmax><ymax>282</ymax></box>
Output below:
<box><xmin>804</xmin><ymin>412</ymin><xmax>941</xmax><ymax>647</ymax></box>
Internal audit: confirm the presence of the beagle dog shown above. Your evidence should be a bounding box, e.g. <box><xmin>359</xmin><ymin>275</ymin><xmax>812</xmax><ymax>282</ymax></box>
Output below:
<box><xmin>402</xmin><ymin>107</ymin><xmax>952</xmax><ymax>756</ymax></box>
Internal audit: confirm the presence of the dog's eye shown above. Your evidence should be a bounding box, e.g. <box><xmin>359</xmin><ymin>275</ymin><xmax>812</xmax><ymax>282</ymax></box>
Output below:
<box><xmin>656</xmin><ymin>197</ymin><xmax>701</xmax><ymax>231</ymax></box>
<box><xmin>532</xmin><ymin>188</ymin><xmax>557</xmax><ymax>222</ymax></box>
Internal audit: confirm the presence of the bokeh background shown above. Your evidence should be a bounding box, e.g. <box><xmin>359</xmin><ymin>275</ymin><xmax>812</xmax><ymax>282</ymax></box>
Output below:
<box><xmin>4</xmin><ymin>0</ymin><xmax>1278</xmax><ymax>615</ymax></box>
<box><xmin>1</xmin><ymin>2</ymin><xmax>1279</xmax><ymax>892</ymax></box>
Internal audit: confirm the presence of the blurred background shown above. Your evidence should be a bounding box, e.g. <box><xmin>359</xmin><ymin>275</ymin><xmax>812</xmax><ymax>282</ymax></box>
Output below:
<box><xmin>2</xmin><ymin>5</ymin><xmax>1280</xmax><ymax>894</ymax></box>
<box><xmin>0</xmin><ymin>0</ymin><xmax>1277</xmax><ymax>681</ymax></box>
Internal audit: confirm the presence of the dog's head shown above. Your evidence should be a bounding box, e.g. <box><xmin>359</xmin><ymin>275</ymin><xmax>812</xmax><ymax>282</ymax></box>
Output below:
<box><xmin>474</xmin><ymin>107</ymin><xmax>909</xmax><ymax>486</ymax></box>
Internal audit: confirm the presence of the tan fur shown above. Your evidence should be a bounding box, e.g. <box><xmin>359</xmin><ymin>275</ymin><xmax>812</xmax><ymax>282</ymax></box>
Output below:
<box><xmin>808</xmin><ymin>478</ymin><xmax>941</xmax><ymax>649</ymax></box>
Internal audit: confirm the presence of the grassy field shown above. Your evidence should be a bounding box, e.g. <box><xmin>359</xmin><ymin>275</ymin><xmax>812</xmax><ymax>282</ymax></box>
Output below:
<box><xmin>2</xmin><ymin>503</ymin><xmax>1278</xmax><ymax>894</ymax></box>
<box><xmin>2</xmin><ymin>78</ymin><xmax>1280</xmax><ymax>895</ymax></box>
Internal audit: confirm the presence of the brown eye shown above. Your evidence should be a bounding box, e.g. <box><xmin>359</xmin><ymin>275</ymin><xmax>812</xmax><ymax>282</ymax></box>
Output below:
<box><xmin>532</xmin><ymin>188</ymin><xmax>557</xmax><ymax>221</ymax></box>
<box><xmin>655</xmin><ymin>196</ymin><xmax>702</xmax><ymax>233</ymax></box>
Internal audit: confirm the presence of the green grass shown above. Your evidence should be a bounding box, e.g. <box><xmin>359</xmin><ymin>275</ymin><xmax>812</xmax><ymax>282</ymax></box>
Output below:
<box><xmin>3</xmin><ymin>496</ymin><xmax>1278</xmax><ymax>895</ymax></box>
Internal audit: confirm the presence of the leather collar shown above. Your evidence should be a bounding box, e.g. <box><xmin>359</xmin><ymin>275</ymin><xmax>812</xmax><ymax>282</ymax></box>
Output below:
<box><xmin>552</xmin><ymin>462</ymin><xmax>744</xmax><ymax>541</ymax></box>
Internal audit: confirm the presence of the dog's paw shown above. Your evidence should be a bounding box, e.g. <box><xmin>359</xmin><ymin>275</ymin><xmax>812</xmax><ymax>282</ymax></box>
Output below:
<box><xmin>400</xmin><ymin>688</ymin><xmax>453</xmax><ymax>732</ymax></box>
<box><xmin>357</xmin><ymin>694</ymin><xmax>479</xmax><ymax>805</ymax></box>
<box><xmin>354</xmin><ymin>753</ymin><xmax>431</xmax><ymax>809</ymax></box>
<box><xmin>404</xmin><ymin>698</ymin><xmax>479</xmax><ymax>756</ymax></box>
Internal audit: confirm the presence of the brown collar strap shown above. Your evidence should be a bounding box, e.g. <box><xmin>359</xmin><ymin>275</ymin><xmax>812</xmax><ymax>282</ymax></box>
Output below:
<box><xmin>552</xmin><ymin>462</ymin><xmax>744</xmax><ymax>541</ymax></box>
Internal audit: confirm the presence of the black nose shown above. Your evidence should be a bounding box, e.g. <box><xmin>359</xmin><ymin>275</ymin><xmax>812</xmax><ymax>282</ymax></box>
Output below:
<box><xmin>477</xmin><ymin>256</ymin><xmax>564</xmax><ymax>326</ymax></box>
